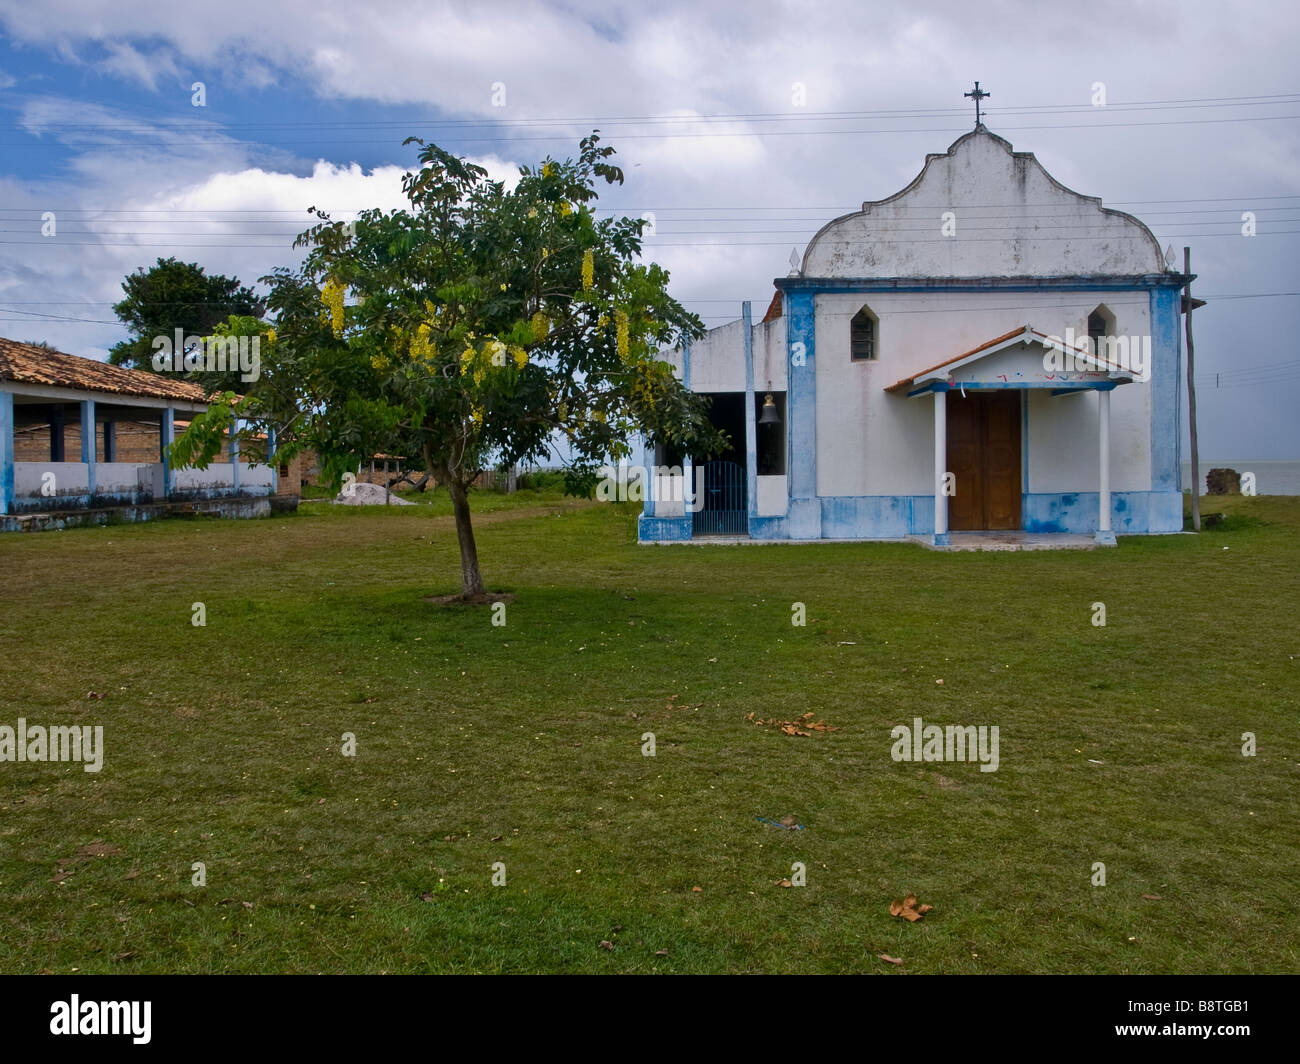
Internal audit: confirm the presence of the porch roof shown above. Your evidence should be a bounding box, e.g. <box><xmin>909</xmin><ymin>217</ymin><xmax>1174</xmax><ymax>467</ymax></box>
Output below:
<box><xmin>0</xmin><ymin>337</ymin><xmax>211</xmax><ymax>404</ymax></box>
<box><xmin>884</xmin><ymin>324</ymin><xmax>1135</xmax><ymax>396</ymax></box>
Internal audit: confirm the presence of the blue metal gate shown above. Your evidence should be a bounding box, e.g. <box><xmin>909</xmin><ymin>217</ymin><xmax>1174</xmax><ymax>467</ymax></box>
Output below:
<box><xmin>693</xmin><ymin>459</ymin><xmax>747</xmax><ymax>537</ymax></box>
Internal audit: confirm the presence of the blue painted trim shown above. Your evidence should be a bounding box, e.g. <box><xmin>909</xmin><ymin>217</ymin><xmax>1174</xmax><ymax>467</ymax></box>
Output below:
<box><xmin>784</xmin><ymin>289</ymin><xmax>821</xmax><ymax>539</ymax></box>
<box><xmin>81</xmin><ymin>399</ymin><xmax>96</xmax><ymax>497</ymax></box>
<box><xmin>1148</xmin><ymin>287</ymin><xmax>1181</xmax><ymax>492</ymax></box>
<box><xmin>933</xmin><ymin>380</ymin><xmax>1118</xmax><ymax>391</ymax></box>
<box><xmin>1024</xmin><ymin>490</ymin><xmax>1181</xmax><ymax>534</ymax></box>
<box><xmin>160</xmin><ymin>408</ymin><xmax>174</xmax><ymax>500</ymax></box>
<box><xmin>742</xmin><ymin>301</ymin><xmax>758</xmax><ymax>529</ymax></box>
<box><xmin>638</xmin><ymin>514</ymin><xmax>692</xmax><ymax>541</ymax></box>
<box><xmin>230</xmin><ymin>419</ymin><xmax>241</xmax><ymax>494</ymax></box>
<box><xmin>640</xmin><ymin>490</ymin><xmax>1181</xmax><ymax>540</ymax></box>
<box><xmin>775</xmin><ymin>275</ymin><xmax>1186</xmax><ymax>294</ymax></box>
<box><xmin>0</xmin><ymin>390</ymin><xmax>13</xmax><ymax>515</ymax></box>
<box><xmin>640</xmin><ymin>431</ymin><xmax>655</xmax><ymax>519</ymax></box>
<box><xmin>268</xmin><ymin>426</ymin><xmax>278</xmax><ymax>495</ymax></box>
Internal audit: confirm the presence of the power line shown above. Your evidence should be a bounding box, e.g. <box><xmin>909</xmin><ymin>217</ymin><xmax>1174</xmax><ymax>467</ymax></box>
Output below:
<box><xmin>7</xmin><ymin>90</ymin><xmax>1299</xmax><ymax>135</ymax></box>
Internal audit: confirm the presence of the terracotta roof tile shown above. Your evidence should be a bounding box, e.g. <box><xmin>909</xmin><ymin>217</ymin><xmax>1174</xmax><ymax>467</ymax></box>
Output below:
<box><xmin>0</xmin><ymin>337</ymin><xmax>210</xmax><ymax>403</ymax></box>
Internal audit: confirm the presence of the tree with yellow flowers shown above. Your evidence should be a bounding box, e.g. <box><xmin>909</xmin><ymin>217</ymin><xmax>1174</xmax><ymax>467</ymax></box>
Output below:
<box><xmin>174</xmin><ymin>133</ymin><xmax>722</xmax><ymax>598</ymax></box>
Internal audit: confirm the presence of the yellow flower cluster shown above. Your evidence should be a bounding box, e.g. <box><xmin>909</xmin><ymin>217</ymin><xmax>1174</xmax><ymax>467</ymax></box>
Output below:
<box><xmin>542</xmin><ymin>162</ymin><xmax>556</xmax><ymax>178</ymax></box>
<box><xmin>371</xmin><ymin>353</ymin><xmax>391</xmax><ymax>371</ymax></box>
<box><xmin>320</xmin><ymin>278</ymin><xmax>345</xmax><ymax>338</ymax></box>
<box><xmin>581</xmin><ymin>249</ymin><xmax>594</xmax><ymax>292</ymax></box>
<box><xmin>409</xmin><ymin>322</ymin><xmax>435</xmax><ymax>362</ymax></box>
<box><xmin>615</xmin><ymin>308</ymin><xmax>630</xmax><ymax>362</ymax></box>
<box><xmin>530</xmin><ymin>311</ymin><xmax>550</xmax><ymax>341</ymax></box>
<box><xmin>559</xmin><ymin>201</ymin><xmax>572</xmax><ymax>218</ymax></box>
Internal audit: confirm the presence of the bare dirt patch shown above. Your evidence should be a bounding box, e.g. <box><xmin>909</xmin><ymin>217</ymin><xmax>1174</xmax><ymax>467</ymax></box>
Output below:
<box><xmin>422</xmin><ymin>591</ymin><xmax>517</xmax><ymax>607</ymax></box>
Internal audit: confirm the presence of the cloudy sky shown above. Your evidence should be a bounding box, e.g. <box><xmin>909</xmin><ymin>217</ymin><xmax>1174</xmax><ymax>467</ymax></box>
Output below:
<box><xmin>0</xmin><ymin>0</ymin><xmax>1296</xmax><ymax>456</ymax></box>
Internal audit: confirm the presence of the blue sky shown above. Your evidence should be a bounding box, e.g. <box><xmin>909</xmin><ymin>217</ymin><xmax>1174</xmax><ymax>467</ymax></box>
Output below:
<box><xmin>0</xmin><ymin>0</ymin><xmax>1297</xmax><ymax>457</ymax></box>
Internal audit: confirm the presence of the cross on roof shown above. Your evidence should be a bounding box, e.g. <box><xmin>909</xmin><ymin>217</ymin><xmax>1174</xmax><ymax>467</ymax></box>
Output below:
<box><xmin>964</xmin><ymin>81</ymin><xmax>990</xmax><ymax>126</ymax></box>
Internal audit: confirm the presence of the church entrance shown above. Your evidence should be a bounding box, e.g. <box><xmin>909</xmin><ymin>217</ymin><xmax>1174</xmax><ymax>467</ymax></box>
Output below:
<box><xmin>946</xmin><ymin>391</ymin><xmax>1021</xmax><ymax>531</ymax></box>
<box><xmin>691</xmin><ymin>392</ymin><xmax>748</xmax><ymax>537</ymax></box>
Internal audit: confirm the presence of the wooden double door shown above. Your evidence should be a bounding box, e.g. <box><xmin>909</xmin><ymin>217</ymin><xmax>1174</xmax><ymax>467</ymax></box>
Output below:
<box><xmin>946</xmin><ymin>391</ymin><xmax>1022</xmax><ymax>531</ymax></box>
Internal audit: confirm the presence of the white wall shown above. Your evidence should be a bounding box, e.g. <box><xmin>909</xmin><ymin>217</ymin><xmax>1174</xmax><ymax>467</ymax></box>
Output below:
<box><xmin>98</xmin><ymin>462</ymin><xmax>149</xmax><ymax>494</ymax></box>
<box><xmin>688</xmin><ymin>319</ymin><xmax>747</xmax><ymax>393</ymax></box>
<box><xmin>173</xmin><ymin>464</ymin><xmax>236</xmax><ymax>491</ymax></box>
<box><xmin>757</xmin><ymin>475</ymin><xmax>787</xmax><ymax>516</ymax></box>
<box><xmin>802</xmin><ymin>128</ymin><xmax>1165</xmax><ymax>279</ymax></box>
<box><xmin>814</xmin><ymin>289</ymin><xmax>1154</xmax><ymax>497</ymax></box>
<box><xmin>15</xmin><ymin>461</ymin><xmax>87</xmax><ymax>498</ymax></box>
<box><xmin>241</xmin><ymin>464</ymin><xmax>274</xmax><ymax>488</ymax></box>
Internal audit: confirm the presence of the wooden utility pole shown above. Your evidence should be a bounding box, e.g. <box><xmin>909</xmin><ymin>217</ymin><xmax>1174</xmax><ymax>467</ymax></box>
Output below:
<box><xmin>1184</xmin><ymin>247</ymin><xmax>1200</xmax><ymax>532</ymax></box>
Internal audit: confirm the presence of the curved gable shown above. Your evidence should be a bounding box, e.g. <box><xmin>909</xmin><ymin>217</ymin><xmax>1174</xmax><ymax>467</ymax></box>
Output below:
<box><xmin>801</xmin><ymin>127</ymin><xmax>1165</xmax><ymax>279</ymax></box>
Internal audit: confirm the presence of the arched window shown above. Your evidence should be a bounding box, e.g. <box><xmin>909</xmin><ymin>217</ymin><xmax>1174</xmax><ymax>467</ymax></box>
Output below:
<box><xmin>850</xmin><ymin>306</ymin><xmax>878</xmax><ymax>361</ymax></box>
<box><xmin>1087</xmin><ymin>305</ymin><xmax>1115</xmax><ymax>357</ymax></box>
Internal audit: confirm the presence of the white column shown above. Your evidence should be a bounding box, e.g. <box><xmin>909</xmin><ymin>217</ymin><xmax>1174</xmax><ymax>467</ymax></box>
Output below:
<box><xmin>934</xmin><ymin>388</ymin><xmax>948</xmax><ymax>545</ymax></box>
<box><xmin>230</xmin><ymin>418</ymin><xmax>241</xmax><ymax>495</ymax></box>
<box><xmin>1096</xmin><ymin>388</ymin><xmax>1115</xmax><ymax>544</ymax></box>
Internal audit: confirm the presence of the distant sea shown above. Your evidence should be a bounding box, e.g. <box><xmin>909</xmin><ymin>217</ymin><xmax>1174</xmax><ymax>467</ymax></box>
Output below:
<box><xmin>1181</xmin><ymin>459</ymin><xmax>1300</xmax><ymax>496</ymax></box>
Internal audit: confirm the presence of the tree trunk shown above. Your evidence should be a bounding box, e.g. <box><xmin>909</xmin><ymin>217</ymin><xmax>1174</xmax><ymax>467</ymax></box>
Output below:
<box><xmin>445</xmin><ymin>476</ymin><xmax>485</xmax><ymax>596</ymax></box>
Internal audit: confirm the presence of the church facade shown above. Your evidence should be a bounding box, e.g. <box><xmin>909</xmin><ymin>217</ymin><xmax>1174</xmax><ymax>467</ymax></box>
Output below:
<box><xmin>638</xmin><ymin>125</ymin><xmax>1188</xmax><ymax>545</ymax></box>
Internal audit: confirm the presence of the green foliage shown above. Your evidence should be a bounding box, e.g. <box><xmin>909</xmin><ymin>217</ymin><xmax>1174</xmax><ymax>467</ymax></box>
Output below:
<box><xmin>108</xmin><ymin>258</ymin><xmax>264</xmax><ymax>390</ymax></box>
<box><xmin>209</xmin><ymin>132</ymin><xmax>721</xmax><ymax>494</ymax></box>
<box><xmin>516</xmin><ymin>469</ymin><xmax>570</xmax><ymax>493</ymax></box>
<box><xmin>181</xmin><ymin>132</ymin><xmax>725</xmax><ymax>592</ymax></box>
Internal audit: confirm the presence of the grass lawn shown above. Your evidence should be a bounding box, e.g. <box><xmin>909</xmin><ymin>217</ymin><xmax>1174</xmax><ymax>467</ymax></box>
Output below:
<box><xmin>0</xmin><ymin>488</ymin><xmax>1296</xmax><ymax>973</ymax></box>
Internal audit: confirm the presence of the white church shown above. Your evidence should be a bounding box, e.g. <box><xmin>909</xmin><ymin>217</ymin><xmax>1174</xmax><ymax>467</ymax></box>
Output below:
<box><xmin>638</xmin><ymin>120</ymin><xmax>1188</xmax><ymax>546</ymax></box>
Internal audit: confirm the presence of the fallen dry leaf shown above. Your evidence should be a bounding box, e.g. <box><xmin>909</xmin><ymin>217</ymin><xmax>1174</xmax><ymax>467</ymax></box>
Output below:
<box><xmin>598</xmin><ymin>940</ymin><xmax>615</xmax><ymax>951</ymax></box>
<box><xmin>691</xmin><ymin>886</ymin><xmax>702</xmax><ymax>893</ymax></box>
<box><xmin>420</xmin><ymin>892</ymin><xmax>435</xmax><ymax>902</ymax></box>
<box><xmin>878</xmin><ymin>953</ymin><xmax>904</xmax><ymax>965</ymax></box>
<box><xmin>748</xmin><ymin>712</ymin><xmax>837</xmax><ymax>737</ymax></box>
<box><xmin>1141</xmin><ymin>893</ymin><xmax>1162</xmax><ymax>901</ymax></box>
<box><xmin>890</xmin><ymin>893</ymin><xmax>933</xmax><ymax>921</ymax></box>
<box><xmin>776</xmin><ymin>879</ymin><xmax>793</xmax><ymax>888</ymax></box>
<box><xmin>654</xmin><ymin>949</ymin><xmax>669</xmax><ymax>956</ymax></box>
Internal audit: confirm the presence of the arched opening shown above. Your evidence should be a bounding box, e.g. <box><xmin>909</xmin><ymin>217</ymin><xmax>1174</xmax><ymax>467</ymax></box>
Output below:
<box><xmin>850</xmin><ymin>306</ymin><xmax>878</xmax><ymax>362</ymax></box>
<box><xmin>1087</xmin><ymin>304</ymin><xmax>1116</xmax><ymax>356</ymax></box>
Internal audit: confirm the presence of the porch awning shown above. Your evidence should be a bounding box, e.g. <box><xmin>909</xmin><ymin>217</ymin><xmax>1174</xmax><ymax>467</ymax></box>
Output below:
<box><xmin>885</xmin><ymin>325</ymin><xmax>1139</xmax><ymax>397</ymax></box>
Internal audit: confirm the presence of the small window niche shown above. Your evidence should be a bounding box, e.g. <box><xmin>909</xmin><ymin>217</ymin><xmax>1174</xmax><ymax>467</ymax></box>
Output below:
<box><xmin>1087</xmin><ymin>304</ymin><xmax>1116</xmax><ymax>356</ymax></box>
<box><xmin>755</xmin><ymin>392</ymin><xmax>786</xmax><ymax>476</ymax></box>
<box><xmin>850</xmin><ymin>306</ymin><xmax>878</xmax><ymax>362</ymax></box>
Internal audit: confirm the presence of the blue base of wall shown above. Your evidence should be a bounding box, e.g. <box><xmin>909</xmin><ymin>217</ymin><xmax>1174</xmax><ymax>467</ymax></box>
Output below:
<box><xmin>638</xmin><ymin>515</ymin><xmax>693</xmax><ymax>541</ymax></box>
<box><xmin>639</xmin><ymin>491</ymin><xmax>1183</xmax><ymax>541</ymax></box>
<box><xmin>1022</xmin><ymin>491</ymin><xmax>1182</xmax><ymax>534</ymax></box>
